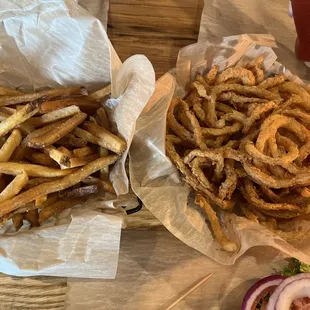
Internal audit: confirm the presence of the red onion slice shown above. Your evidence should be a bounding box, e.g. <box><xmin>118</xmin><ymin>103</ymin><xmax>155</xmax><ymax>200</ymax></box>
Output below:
<box><xmin>267</xmin><ymin>273</ymin><xmax>310</xmax><ymax>310</ymax></box>
<box><xmin>275</xmin><ymin>278</ymin><xmax>310</xmax><ymax>309</ymax></box>
<box><xmin>241</xmin><ymin>275</ymin><xmax>285</xmax><ymax>310</ymax></box>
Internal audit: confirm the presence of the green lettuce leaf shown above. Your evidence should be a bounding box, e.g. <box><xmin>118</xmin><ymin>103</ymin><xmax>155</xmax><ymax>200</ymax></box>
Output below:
<box><xmin>281</xmin><ymin>258</ymin><xmax>310</xmax><ymax>276</ymax></box>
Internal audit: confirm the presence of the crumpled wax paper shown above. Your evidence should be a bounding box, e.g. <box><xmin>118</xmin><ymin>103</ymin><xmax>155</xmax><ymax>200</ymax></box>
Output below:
<box><xmin>77</xmin><ymin>0</ymin><xmax>109</xmax><ymax>28</ymax></box>
<box><xmin>129</xmin><ymin>33</ymin><xmax>310</xmax><ymax>265</ymax></box>
<box><xmin>0</xmin><ymin>0</ymin><xmax>155</xmax><ymax>278</ymax></box>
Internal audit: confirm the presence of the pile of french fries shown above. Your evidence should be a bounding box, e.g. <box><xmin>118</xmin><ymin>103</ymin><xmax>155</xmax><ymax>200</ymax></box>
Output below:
<box><xmin>0</xmin><ymin>84</ymin><xmax>126</xmax><ymax>231</ymax></box>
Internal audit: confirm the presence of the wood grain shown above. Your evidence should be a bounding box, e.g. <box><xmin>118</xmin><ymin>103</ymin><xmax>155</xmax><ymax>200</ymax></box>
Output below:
<box><xmin>108</xmin><ymin>0</ymin><xmax>204</xmax><ymax>78</ymax></box>
<box><xmin>0</xmin><ymin>273</ymin><xmax>66</xmax><ymax>310</ymax></box>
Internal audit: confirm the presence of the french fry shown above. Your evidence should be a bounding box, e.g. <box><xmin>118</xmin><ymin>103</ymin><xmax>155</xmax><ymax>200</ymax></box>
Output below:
<box><xmin>0</xmin><ymin>86</ymin><xmax>24</xmax><ymax>96</ymax></box>
<box><xmin>0</xmin><ymin>171</ymin><xmax>28</xmax><ymax>203</ymax></box>
<box><xmin>0</xmin><ymin>102</ymin><xmax>39</xmax><ymax>137</ymax></box>
<box><xmin>88</xmin><ymin>85</ymin><xmax>111</xmax><ymax>100</ymax></box>
<box><xmin>96</xmin><ymin>107</ymin><xmax>110</xmax><ymax>130</ymax></box>
<box><xmin>73</xmin><ymin>127</ymin><xmax>109</xmax><ymax>148</ymax></box>
<box><xmin>27</xmin><ymin>112</ymin><xmax>87</xmax><ymax>148</ymax></box>
<box><xmin>0</xmin><ymin>107</ymin><xmax>17</xmax><ymax>114</ymax></box>
<box><xmin>35</xmin><ymin>195</ymin><xmax>47</xmax><ymax>207</ymax></box>
<box><xmin>0</xmin><ymin>87</ymin><xmax>87</xmax><ymax>106</ymax></box>
<box><xmin>0</xmin><ymin>129</ymin><xmax>22</xmax><ymax>162</ymax></box>
<box><xmin>13</xmin><ymin>120</ymin><xmax>66</xmax><ymax>160</ymax></box>
<box><xmin>57</xmin><ymin>146</ymin><xmax>73</xmax><ymax>157</ymax></box>
<box><xmin>0</xmin><ymin>162</ymin><xmax>76</xmax><ymax>177</ymax></box>
<box><xmin>28</xmin><ymin>105</ymin><xmax>81</xmax><ymax>127</ymax></box>
<box><xmin>14</xmin><ymin>194</ymin><xmax>59</xmax><ymax>213</ymax></box>
<box><xmin>42</xmin><ymin>146</ymin><xmax>71</xmax><ymax>167</ymax></box>
<box><xmin>26</xmin><ymin>152</ymin><xmax>57</xmax><ymax>167</ymax></box>
<box><xmin>62</xmin><ymin>185</ymin><xmax>99</xmax><ymax>198</ymax></box>
<box><xmin>0</xmin><ymin>83</ymin><xmax>124</xmax><ymax>229</ymax></box>
<box><xmin>40</xmin><ymin>98</ymin><xmax>100</xmax><ymax>113</ymax></box>
<box><xmin>99</xmin><ymin>147</ymin><xmax>109</xmax><ymax>180</ymax></box>
<box><xmin>68</xmin><ymin>154</ymin><xmax>99</xmax><ymax>168</ymax></box>
<box><xmin>12</xmin><ymin>213</ymin><xmax>23</xmax><ymax>231</ymax></box>
<box><xmin>82</xmin><ymin>121</ymin><xmax>126</xmax><ymax>154</ymax></box>
<box><xmin>23</xmin><ymin>209</ymin><xmax>39</xmax><ymax>227</ymax></box>
<box><xmin>81</xmin><ymin>176</ymin><xmax>115</xmax><ymax>194</ymax></box>
<box><xmin>89</xmin><ymin>116</ymin><xmax>97</xmax><ymax>124</ymax></box>
<box><xmin>0</xmin><ymin>107</ymin><xmax>35</xmax><ymax>134</ymax></box>
<box><xmin>24</xmin><ymin>177</ymin><xmax>61</xmax><ymax>190</ymax></box>
<box><xmin>0</xmin><ymin>155</ymin><xmax>118</xmax><ymax>216</ymax></box>
<box><xmin>38</xmin><ymin>199</ymin><xmax>81</xmax><ymax>224</ymax></box>
<box><xmin>0</xmin><ymin>111</ymin><xmax>34</xmax><ymax>135</ymax></box>
<box><xmin>55</xmin><ymin>134</ymin><xmax>87</xmax><ymax>148</ymax></box>
<box><xmin>11</xmin><ymin>145</ymin><xmax>31</xmax><ymax>161</ymax></box>
<box><xmin>73</xmin><ymin>146</ymin><xmax>96</xmax><ymax>158</ymax></box>
<box><xmin>20</xmin><ymin>118</ymin><xmax>69</xmax><ymax>153</ymax></box>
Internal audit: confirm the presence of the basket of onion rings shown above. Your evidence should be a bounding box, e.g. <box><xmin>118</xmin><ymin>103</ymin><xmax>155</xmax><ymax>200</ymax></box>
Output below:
<box><xmin>130</xmin><ymin>34</ymin><xmax>310</xmax><ymax>264</ymax></box>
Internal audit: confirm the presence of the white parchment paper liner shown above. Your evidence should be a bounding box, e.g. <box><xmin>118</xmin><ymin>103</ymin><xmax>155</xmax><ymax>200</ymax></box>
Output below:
<box><xmin>0</xmin><ymin>0</ymin><xmax>155</xmax><ymax>278</ymax></box>
<box><xmin>130</xmin><ymin>33</ymin><xmax>310</xmax><ymax>265</ymax></box>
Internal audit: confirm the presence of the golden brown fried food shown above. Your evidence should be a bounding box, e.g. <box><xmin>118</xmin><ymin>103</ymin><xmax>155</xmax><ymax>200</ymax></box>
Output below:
<box><xmin>12</xmin><ymin>213</ymin><xmax>23</xmax><ymax>231</ymax></box>
<box><xmin>0</xmin><ymin>83</ymin><xmax>123</xmax><ymax>230</ymax></box>
<box><xmin>55</xmin><ymin>134</ymin><xmax>87</xmax><ymax>148</ymax></box>
<box><xmin>27</xmin><ymin>112</ymin><xmax>87</xmax><ymax>148</ymax></box>
<box><xmin>38</xmin><ymin>198</ymin><xmax>81</xmax><ymax>224</ymax></box>
<box><xmin>0</xmin><ymin>155</ymin><xmax>118</xmax><ymax>216</ymax></box>
<box><xmin>205</xmin><ymin>65</ymin><xmax>219</xmax><ymax>85</ymax></box>
<box><xmin>28</xmin><ymin>105</ymin><xmax>81</xmax><ymax>127</ymax></box>
<box><xmin>23</xmin><ymin>209</ymin><xmax>39</xmax><ymax>227</ymax></box>
<box><xmin>40</xmin><ymin>98</ymin><xmax>100</xmax><ymax>113</ymax></box>
<box><xmin>216</xmin><ymin>66</ymin><xmax>256</xmax><ymax>86</ymax></box>
<box><xmin>82</xmin><ymin>121</ymin><xmax>127</xmax><ymax>154</ymax></box>
<box><xmin>0</xmin><ymin>171</ymin><xmax>28</xmax><ymax>203</ymax></box>
<box><xmin>165</xmin><ymin>59</ymin><xmax>310</xmax><ymax>250</ymax></box>
<box><xmin>0</xmin><ymin>102</ymin><xmax>39</xmax><ymax>137</ymax></box>
<box><xmin>0</xmin><ymin>87</ymin><xmax>87</xmax><ymax>107</ymax></box>
<box><xmin>0</xmin><ymin>162</ymin><xmax>75</xmax><ymax>177</ymax></box>
<box><xmin>88</xmin><ymin>85</ymin><xmax>111</xmax><ymax>100</ymax></box>
<box><xmin>195</xmin><ymin>194</ymin><xmax>237</xmax><ymax>252</ymax></box>
<box><xmin>0</xmin><ymin>129</ymin><xmax>22</xmax><ymax>162</ymax></box>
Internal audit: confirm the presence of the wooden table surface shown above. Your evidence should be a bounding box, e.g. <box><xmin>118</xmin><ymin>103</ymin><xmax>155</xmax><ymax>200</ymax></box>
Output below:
<box><xmin>0</xmin><ymin>1</ymin><xmax>203</xmax><ymax>309</ymax></box>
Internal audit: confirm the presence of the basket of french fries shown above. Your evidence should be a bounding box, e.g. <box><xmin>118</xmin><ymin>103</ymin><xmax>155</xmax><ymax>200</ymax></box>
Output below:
<box><xmin>0</xmin><ymin>85</ymin><xmax>126</xmax><ymax>228</ymax></box>
<box><xmin>130</xmin><ymin>34</ymin><xmax>310</xmax><ymax>264</ymax></box>
<box><xmin>0</xmin><ymin>0</ymin><xmax>155</xmax><ymax>278</ymax></box>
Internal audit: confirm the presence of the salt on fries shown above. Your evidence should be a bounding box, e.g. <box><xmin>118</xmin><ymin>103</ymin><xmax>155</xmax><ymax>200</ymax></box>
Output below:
<box><xmin>166</xmin><ymin>58</ymin><xmax>310</xmax><ymax>251</ymax></box>
<box><xmin>0</xmin><ymin>84</ymin><xmax>126</xmax><ymax>230</ymax></box>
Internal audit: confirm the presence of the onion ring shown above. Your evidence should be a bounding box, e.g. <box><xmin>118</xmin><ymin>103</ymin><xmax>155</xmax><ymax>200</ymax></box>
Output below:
<box><xmin>216</xmin><ymin>67</ymin><xmax>256</xmax><ymax>86</ymax></box>
<box><xmin>258</xmin><ymin>75</ymin><xmax>285</xmax><ymax>89</ymax></box>
<box><xmin>167</xmin><ymin>98</ymin><xmax>206</xmax><ymax>149</ymax></box>
<box><xmin>241</xmin><ymin>179</ymin><xmax>303</xmax><ymax>212</ymax></box>
<box><xmin>278</xmin><ymin>81</ymin><xmax>310</xmax><ymax>104</ymax></box>
<box><xmin>256</xmin><ymin>114</ymin><xmax>310</xmax><ymax>153</ymax></box>
<box><xmin>188</xmin><ymin>157</ymin><xmax>215</xmax><ymax>191</ymax></box>
<box><xmin>205</xmin><ymin>65</ymin><xmax>219</xmax><ymax>85</ymax></box>
<box><xmin>245</xmin><ymin>56</ymin><xmax>265</xmax><ymax>84</ymax></box>
<box><xmin>243</xmin><ymin>101</ymin><xmax>277</xmax><ymax>133</ymax></box>
<box><xmin>219</xmin><ymin>160</ymin><xmax>237</xmax><ymax>200</ymax></box>
<box><xmin>212</xmin><ymin>83</ymin><xmax>280</xmax><ymax>101</ymax></box>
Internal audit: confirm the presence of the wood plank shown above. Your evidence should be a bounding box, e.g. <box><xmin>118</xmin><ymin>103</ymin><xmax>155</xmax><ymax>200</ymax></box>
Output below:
<box><xmin>0</xmin><ymin>274</ymin><xmax>66</xmax><ymax>310</ymax></box>
<box><xmin>108</xmin><ymin>0</ymin><xmax>204</xmax><ymax>78</ymax></box>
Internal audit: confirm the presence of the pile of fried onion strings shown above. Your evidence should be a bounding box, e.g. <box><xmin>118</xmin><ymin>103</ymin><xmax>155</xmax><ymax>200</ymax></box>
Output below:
<box><xmin>166</xmin><ymin>57</ymin><xmax>310</xmax><ymax>251</ymax></box>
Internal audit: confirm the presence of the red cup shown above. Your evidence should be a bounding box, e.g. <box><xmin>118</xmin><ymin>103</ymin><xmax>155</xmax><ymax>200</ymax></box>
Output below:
<box><xmin>291</xmin><ymin>0</ymin><xmax>310</xmax><ymax>62</ymax></box>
